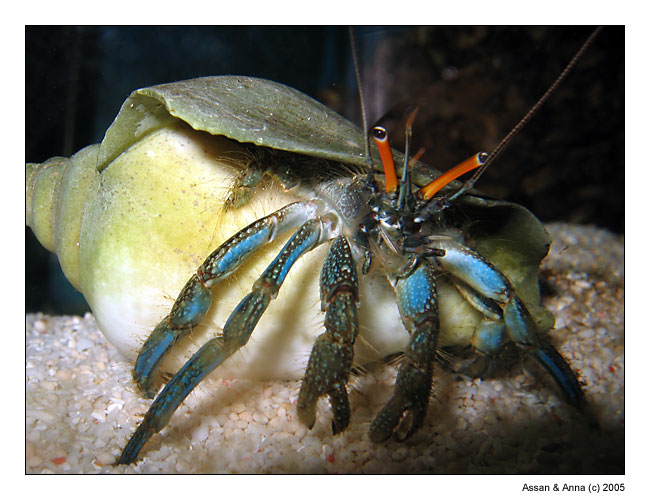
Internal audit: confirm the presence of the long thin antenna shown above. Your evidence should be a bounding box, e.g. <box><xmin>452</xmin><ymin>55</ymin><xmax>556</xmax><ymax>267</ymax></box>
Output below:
<box><xmin>448</xmin><ymin>26</ymin><xmax>603</xmax><ymax>201</ymax></box>
<box><xmin>348</xmin><ymin>27</ymin><xmax>373</xmax><ymax>172</ymax></box>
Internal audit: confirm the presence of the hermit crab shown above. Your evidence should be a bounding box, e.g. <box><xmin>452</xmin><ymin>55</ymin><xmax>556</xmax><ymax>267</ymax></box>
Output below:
<box><xmin>26</xmin><ymin>29</ymin><xmax>599</xmax><ymax>465</ymax></box>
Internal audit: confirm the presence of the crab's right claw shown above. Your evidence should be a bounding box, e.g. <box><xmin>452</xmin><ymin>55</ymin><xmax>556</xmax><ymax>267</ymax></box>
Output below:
<box><xmin>297</xmin><ymin>236</ymin><xmax>359</xmax><ymax>435</ymax></box>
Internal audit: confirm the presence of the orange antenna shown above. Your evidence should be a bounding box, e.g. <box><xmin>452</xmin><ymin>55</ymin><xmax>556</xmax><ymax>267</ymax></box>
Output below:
<box><xmin>418</xmin><ymin>152</ymin><xmax>487</xmax><ymax>201</ymax></box>
<box><xmin>372</xmin><ymin>126</ymin><xmax>398</xmax><ymax>193</ymax></box>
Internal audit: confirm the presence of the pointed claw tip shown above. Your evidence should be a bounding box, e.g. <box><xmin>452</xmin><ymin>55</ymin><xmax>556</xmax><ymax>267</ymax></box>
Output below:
<box><xmin>393</xmin><ymin>409</ymin><xmax>417</xmax><ymax>442</ymax></box>
<box><xmin>117</xmin><ymin>448</ymin><xmax>138</xmax><ymax>466</ymax></box>
<box><xmin>135</xmin><ymin>379</ymin><xmax>158</xmax><ymax>400</ymax></box>
<box><xmin>296</xmin><ymin>407</ymin><xmax>316</xmax><ymax>430</ymax></box>
<box><xmin>368</xmin><ymin>422</ymin><xmax>392</xmax><ymax>444</ymax></box>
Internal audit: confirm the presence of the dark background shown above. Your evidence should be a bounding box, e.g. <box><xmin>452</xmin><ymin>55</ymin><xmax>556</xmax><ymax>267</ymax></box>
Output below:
<box><xmin>26</xmin><ymin>26</ymin><xmax>624</xmax><ymax>314</ymax></box>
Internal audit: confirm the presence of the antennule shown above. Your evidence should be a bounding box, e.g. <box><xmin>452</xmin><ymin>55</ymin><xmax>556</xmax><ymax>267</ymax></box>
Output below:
<box><xmin>398</xmin><ymin>107</ymin><xmax>419</xmax><ymax>209</ymax></box>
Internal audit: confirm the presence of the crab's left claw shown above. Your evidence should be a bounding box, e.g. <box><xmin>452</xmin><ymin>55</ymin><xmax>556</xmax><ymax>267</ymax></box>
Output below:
<box><xmin>369</xmin><ymin>260</ymin><xmax>439</xmax><ymax>443</ymax></box>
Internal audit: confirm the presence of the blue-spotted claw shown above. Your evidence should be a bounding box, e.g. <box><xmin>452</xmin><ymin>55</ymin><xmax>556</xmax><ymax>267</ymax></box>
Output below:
<box><xmin>297</xmin><ymin>236</ymin><xmax>359</xmax><ymax>434</ymax></box>
<box><xmin>370</xmin><ymin>260</ymin><xmax>439</xmax><ymax>443</ymax></box>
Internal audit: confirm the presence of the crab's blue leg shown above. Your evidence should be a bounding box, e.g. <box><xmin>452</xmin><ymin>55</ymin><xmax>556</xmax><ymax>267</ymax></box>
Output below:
<box><xmin>505</xmin><ymin>296</ymin><xmax>586</xmax><ymax>412</ymax></box>
<box><xmin>119</xmin><ymin>216</ymin><xmax>335</xmax><ymax>464</ymax></box>
<box><xmin>134</xmin><ymin>201</ymin><xmax>319</xmax><ymax>397</ymax></box>
<box><xmin>529</xmin><ymin>341</ymin><xmax>586</xmax><ymax>410</ymax></box>
<box><xmin>369</xmin><ymin>260</ymin><xmax>439</xmax><ymax>443</ymax></box>
<box><xmin>451</xmin><ymin>281</ymin><xmax>505</xmax><ymax>376</ymax></box>
<box><xmin>297</xmin><ymin>236</ymin><xmax>359</xmax><ymax>434</ymax></box>
<box><xmin>435</xmin><ymin>240</ymin><xmax>586</xmax><ymax>411</ymax></box>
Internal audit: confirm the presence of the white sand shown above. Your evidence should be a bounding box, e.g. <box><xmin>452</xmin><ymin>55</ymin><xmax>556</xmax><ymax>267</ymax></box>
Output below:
<box><xmin>25</xmin><ymin>223</ymin><xmax>623</xmax><ymax>474</ymax></box>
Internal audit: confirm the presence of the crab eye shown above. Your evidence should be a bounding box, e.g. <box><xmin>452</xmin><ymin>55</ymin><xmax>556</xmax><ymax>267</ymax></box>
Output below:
<box><xmin>372</xmin><ymin>126</ymin><xmax>398</xmax><ymax>193</ymax></box>
<box><xmin>372</xmin><ymin>127</ymin><xmax>386</xmax><ymax>140</ymax></box>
